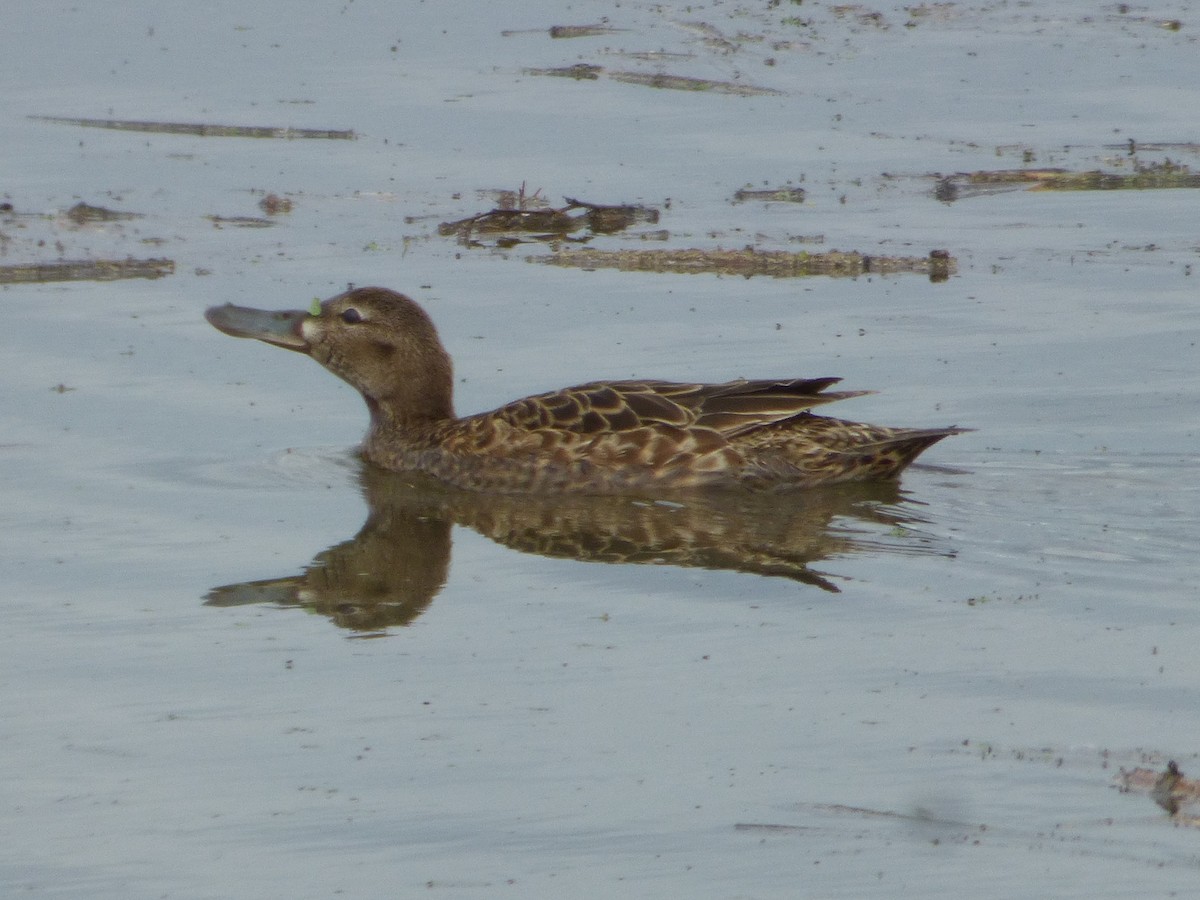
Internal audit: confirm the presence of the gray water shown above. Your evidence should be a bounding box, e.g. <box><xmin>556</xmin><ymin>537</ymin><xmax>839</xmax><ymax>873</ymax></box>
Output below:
<box><xmin>2</xmin><ymin>2</ymin><xmax>1199</xmax><ymax>897</ymax></box>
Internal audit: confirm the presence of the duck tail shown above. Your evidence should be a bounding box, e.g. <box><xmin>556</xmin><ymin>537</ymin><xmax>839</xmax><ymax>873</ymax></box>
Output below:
<box><xmin>863</xmin><ymin>426</ymin><xmax>971</xmax><ymax>476</ymax></box>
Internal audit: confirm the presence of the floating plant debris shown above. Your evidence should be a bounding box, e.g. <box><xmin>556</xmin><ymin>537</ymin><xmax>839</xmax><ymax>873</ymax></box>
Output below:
<box><xmin>525</xmin><ymin>64</ymin><xmax>782</xmax><ymax>96</ymax></box>
<box><xmin>732</xmin><ymin>185</ymin><xmax>806</xmax><ymax>203</ymax></box>
<box><xmin>440</xmin><ymin>196</ymin><xmax>659</xmax><ymax>245</ymax></box>
<box><xmin>526</xmin><ymin>63</ymin><xmax>604</xmax><ymax>80</ymax></box>
<box><xmin>534</xmin><ymin>247</ymin><xmax>955</xmax><ymax>281</ymax></box>
<box><xmin>935</xmin><ymin>161</ymin><xmax>1200</xmax><ymax>201</ymax></box>
<box><xmin>1118</xmin><ymin>761</ymin><xmax>1200</xmax><ymax>824</ymax></box>
<box><xmin>258</xmin><ymin>194</ymin><xmax>294</xmax><ymax>215</ymax></box>
<box><xmin>31</xmin><ymin>115</ymin><xmax>355</xmax><ymax>140</ymax></box>
<box><xmin>206</xmin><ymin>215</ymin><xmax>276</xmax><ymax>228</ymax></box>
<box><xmin>65</xmin><ymin>202</ymin><xmax>142</xmax><ymax>224</ymax></box>
<box><xmin>549</xmin><ymin>24</ymin><xmax>624</xmax><ymax>38</ymax></box>
<box><xmin>501</xmin><ymin>24</ymin><xmax>626</xmax><ymax>39</ymax></box>
<box><xmin>0</xmin><ymin>257</ymin><xmax>174</xmax><ymax>284</ymax></box>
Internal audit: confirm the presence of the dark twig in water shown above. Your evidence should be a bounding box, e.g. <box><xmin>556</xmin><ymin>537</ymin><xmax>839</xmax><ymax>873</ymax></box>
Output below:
<box><xmin>30</xmin><ymin>115</ymin><xmax>355</xmax><ymax>140</ymax></box>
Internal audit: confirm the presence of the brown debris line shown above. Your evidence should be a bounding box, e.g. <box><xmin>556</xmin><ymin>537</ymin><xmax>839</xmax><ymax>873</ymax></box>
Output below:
<box><xmin>525</xmin><ymin>64</ymin><xmax>782</xmax><ymax>96</ymax></box>
<box><xmin>0</xmin><ymin>257</ymin><xmax>174</xmax><ymax>284</ymax></box>
<box><xmin>957</xmin><ymin>168</ymin><xmax>1073</xmax><ymax>184</ymax></box>
<box><xmin>1029</xmin><ymin>162</ymin><xmax>1200</xmax><ymax>191</ymax></box>
<box><xmin>733</xmin><ymin>186</ymin><xmax>806</xmax><ymax>203</ymax></box>
<box><xmin>1118</xmin><ymin>761</ymin><xmax>1200</xmax><ymax>824</ymax></box>
<box><xmin>439</xmin><ymin>197</ymin><xmax>660</xmax><ymax>242</ymax></box>
<box><xmin>1103</xmin><ymin>140</ymin><xmax>1200</xmax><ymax>154</ymax></box>
<box><xmin>207</xmin><ymin>215</ymin><xmax>276</xmax><ymax>228</ymax></box>
<box><xmin>935</xmin><ymin>161</ymin><xmax>1200</xmax><ymax>200</ymax></box>
<box><xmin>549</xmin><ymin>24</ymin><xmax>624</xmax><ymax>38</ymax></box>
<box><xmin>534</xmin><ymin>246</ymin><xmax>956</xmax><ymax>281</ymax></box>
<box><xmin>66</xmin><ymin>202</ymin><xmax>142</xmax><ymax>224</ymax></box>
<box><xmin>609</xmin><ymin>70</ymin><xmax>783</xmax><ymax>96</ymax></box>
<box><xmin>738</xmin><ymin>799</ymin><xmax>985</xmax><ymax>832</ymax></box>
<box><xmin>526</xmin><ymin>63</ymin><xmax>603</xmax><ymax>80</ymax></box>
<box><xmin>30</xmin><ymin>115</ymin><xmax>355</xmax><ymax>140</ymax></box>
<box><xmin>500</xmin><ymin>24</ymin><xmax>626</xmax><ymax>38</ymax></box>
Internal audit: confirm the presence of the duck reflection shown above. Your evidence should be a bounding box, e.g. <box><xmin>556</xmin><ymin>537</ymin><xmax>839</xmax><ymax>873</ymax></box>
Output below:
<box><xmin>205</xmin><ymin>465</ymin><xmax>951</xmax><ymax>633</ymax></box>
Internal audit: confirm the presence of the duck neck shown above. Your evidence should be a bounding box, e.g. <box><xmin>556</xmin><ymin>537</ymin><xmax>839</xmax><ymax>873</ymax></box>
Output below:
<box><xmin>366</xmin><ymin>393</ymin><xmax>452</xmax><ymax>430</ymax></box>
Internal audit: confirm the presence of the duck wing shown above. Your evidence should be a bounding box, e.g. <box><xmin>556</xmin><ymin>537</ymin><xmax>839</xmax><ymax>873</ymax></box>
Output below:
<box><xmin>489</xmin><ymin>378</ymin><xmax>869</xmax><ymax>437</ymax></box>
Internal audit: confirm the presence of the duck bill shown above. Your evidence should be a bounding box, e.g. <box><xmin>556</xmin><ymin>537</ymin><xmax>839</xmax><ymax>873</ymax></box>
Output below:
<box><xmin>205</xmin><ymin>304</ymin><xmax>310</xmax><ymax>352</ymax></box>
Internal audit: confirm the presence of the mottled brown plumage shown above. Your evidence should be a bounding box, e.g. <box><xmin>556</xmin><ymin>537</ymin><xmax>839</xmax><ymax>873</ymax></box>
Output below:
<box><xmin>205</xmin><ymin>286</ymin><xmax>965</xmax><ymax>494</ymax></box>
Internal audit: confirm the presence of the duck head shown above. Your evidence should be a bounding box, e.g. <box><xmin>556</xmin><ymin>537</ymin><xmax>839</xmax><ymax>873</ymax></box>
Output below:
<box><xmin>206</xmin><ymin>287</ymin><xmax>455</xmax><ymax>427</ymax></box>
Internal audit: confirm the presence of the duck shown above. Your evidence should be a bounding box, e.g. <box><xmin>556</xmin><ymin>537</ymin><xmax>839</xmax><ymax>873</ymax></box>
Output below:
<box><xmin>205</xmin><ymin>286</ymin><xmax>966</xmax><ymax>494</ymax></box>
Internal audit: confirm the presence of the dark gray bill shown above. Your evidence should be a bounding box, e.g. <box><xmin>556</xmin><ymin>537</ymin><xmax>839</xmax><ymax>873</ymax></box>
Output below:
<box><xmin>205</xmin><ymin>304</ymin><xmax>310</xmax><ymax>352</ymax></box>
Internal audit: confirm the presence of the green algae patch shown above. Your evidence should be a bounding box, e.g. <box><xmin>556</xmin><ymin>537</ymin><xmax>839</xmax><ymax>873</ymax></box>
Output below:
<box><xmin>533</xmin><ymin>247</ymin><xmax>955</xmax><ymax>281</ymax></box>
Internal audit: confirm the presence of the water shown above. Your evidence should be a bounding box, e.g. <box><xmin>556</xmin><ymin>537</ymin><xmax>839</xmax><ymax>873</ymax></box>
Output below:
<box><xmin>2</xmin><ymin>1</ymin><xmax>1199</xmax><ymax>897</ymax></box>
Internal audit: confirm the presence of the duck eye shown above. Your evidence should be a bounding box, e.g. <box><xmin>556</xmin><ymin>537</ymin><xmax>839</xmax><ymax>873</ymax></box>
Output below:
<box><xmin>340</xmin><ymin>308</ymin><xmax>363</xmax><ymax>324</ymax></box>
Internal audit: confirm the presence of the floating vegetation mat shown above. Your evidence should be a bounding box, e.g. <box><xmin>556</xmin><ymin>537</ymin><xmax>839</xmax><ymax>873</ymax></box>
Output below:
<box><xmin>935</xmin><ymin>161</ymin><xmax>1200</xmax><ymax>201</ymax></box>
<box><xmin>533</xmin><ymin>247</ymin><xmax>955</xmax><ymax>280</ymax></box>
<box><xmin>30</xmin><ymin>115</ymin><xmax>355</xmax><ymax>140</ymax></box>
<box><xmin>64</xmin><ymin>202</ymin><xmax>142</xmax><ymax>224</ymax></box>
<box><xmin>440</xmin><ymin>196</ymin><xmax>659</xmax><ymax>246</ymax></box>
<box><xmin>732</xmin><ymin>185</ymin><xmax>806</xmax><ymax>203</ymax></box>
<box><xmin>525</xmin><ymin>64</ymin><xmax>781</xmax><ymax>96</ymax></box>
<box><xmin>0</xmin><ymin>258</ymin><xmax>175</xmax><ymax>284</ymax></box>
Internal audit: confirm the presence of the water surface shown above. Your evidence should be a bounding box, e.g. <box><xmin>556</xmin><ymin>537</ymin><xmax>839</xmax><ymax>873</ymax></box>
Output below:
<box><xmin>2</xmin><ymin>1</ymin><xmax>1199</xmax><ymax>897</ymax></box>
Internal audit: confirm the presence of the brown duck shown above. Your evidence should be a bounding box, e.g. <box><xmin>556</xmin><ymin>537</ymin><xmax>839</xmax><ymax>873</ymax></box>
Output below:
<box><xmin>205</xmin><ymin>287</ymin><xmax>965</xmax><ymax>494</ymax></box>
